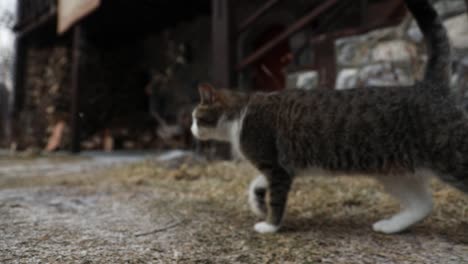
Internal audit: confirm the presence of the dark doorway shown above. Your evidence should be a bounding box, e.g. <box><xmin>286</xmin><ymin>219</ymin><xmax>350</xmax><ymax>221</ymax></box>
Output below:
<box><xmin>252</xmin><ymin>25</ymin><xmax>291</xmax><ymax>92</ymax></box>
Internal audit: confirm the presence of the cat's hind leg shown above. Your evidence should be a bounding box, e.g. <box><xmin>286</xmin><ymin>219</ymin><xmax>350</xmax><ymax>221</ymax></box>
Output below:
<box><xmin>438</xmin><ymin>173</ymin><xmax>468</xmax><ymax>194</ymax></box>
<box><xmin>248</xmin><ymin>174</ymin><xmax>268</xmax><ymax>217</ymax></box>
<box><xmin>373</xmin><ymin>171</ymin><xmax>433</xmax><ymax>234</ymax></box>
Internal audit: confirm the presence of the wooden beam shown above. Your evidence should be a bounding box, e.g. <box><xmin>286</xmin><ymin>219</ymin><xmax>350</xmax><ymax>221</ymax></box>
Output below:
<box><xmin>237</xmin><ymin>0</ymin><xmax>339</xmax><ymax>71</ymax></box>
<box><xmin>212</xmin><ymin>0</ymin><xmax>236</xmax><ymax>88</ymax></box>
<box><xmin>70</xmin><ymin>25</ymin><xmax>82</xmax><ymax>153</ymax></box>
<box><xmin>360</xmin><ymin>0</ymin><xmax>368</xmax><ymax>26</ymax></box>
<box><xmin>15</xmin><ymin>7</ymin><xmax>57</xmax><ymax>39</ymax></box>
<box><xmin>237</xmin><ymin>0</ymin><xmax>282</xmax><ymax>34</ymax></box>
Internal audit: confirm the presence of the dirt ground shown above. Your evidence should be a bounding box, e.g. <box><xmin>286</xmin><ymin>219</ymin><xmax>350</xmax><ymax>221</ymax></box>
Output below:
<box><xmin>0</xmin><ymin>153</ymin><xmax>467</xmax><ymax>263</ymax></box>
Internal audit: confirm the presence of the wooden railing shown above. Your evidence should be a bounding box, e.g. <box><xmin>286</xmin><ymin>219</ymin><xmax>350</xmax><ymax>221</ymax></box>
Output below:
<box><xmin>236</xmin><ymin>0</ymin><xmax>340</xmax><ymax>71</ymax></box>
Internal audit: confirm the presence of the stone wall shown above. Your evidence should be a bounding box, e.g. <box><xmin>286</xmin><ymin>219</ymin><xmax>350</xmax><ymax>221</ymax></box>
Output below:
<box><xmin>335</xmin><ymin>0</ymin><xmax>468</xmax><ymax>91</ymax></box>
<box><xmin>335</xmin><ymin>22</ymin><xmax>420</xmax><ymax>90</ymax></box>
<box><xmin>287</xmin><ymin>0</ymin><xmax>468</xmax><ymax>96</ymax></box>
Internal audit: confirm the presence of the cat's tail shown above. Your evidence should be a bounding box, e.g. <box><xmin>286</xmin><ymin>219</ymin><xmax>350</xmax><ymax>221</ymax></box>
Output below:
<box><xmin>405</xmin><ymin>0</ymin><xmax>451</xmax><ymax>96</ymax></box>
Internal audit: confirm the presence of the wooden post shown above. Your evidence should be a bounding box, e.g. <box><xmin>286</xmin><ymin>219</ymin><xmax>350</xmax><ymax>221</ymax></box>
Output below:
<box><xmin>210</xmin><ymin>0</ymin><xmax>236</xmax><ymax>159</ymax></box>
<box><xmin>70</xmin><ymin>25</ymin><xmax>82</xmax><ymax>153</ymax></box>
<box><xmin>360</xmin><ymin>0</ymin><xmax>368</xmax><ymax>26</ymax></box>
<box><xmin>212</xmin><ymin>0</ymin><xmax>236</xmax><ymax>88</ymax></box>
<box><xmin>314</xmin><ymin>37</ymin><xmax>336</xmax><ymax>89</ymax></box>
<box><xmin>12</xmin><ymin>38</ymin><xmax>27</xmax><ymax>115</ymax></box>
<box><xmin>10</xmin><ymin>37</ymin><xmax>28</xmax><ymax>146</ymax></box>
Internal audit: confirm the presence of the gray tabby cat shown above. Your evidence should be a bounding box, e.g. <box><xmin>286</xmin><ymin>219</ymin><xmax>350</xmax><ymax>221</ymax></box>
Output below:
<box><xmin>191</xmin><ymin>0</ymin><xmax>467</xmax><ymax>234</ymax></box>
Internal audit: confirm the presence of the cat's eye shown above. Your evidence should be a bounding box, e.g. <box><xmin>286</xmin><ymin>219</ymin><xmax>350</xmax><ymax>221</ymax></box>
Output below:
<box><xmin>197</xmin><ymin>117</ymin><xmax>211</xmax><ymax>124</ymax></box>
<box><xmin>197</xmin><ymin>115</ymin><xmax>217</xmax><ymax>125</ymax></box>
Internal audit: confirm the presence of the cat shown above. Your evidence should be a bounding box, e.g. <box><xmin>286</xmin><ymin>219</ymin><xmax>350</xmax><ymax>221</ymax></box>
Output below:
<box><xmin>191</xmin><ymin>0</ymin><xmax>467</xmax><ymax>234</ymax></box>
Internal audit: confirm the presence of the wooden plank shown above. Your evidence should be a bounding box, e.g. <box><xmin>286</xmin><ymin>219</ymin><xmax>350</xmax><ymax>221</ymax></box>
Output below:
<box><xmin>237</xmin><ymin>0</ymin><xmax>339</xmax><ymax>71</ymax></box>
<box><xmin>237</xmin><ymin>0</ymin><xmax>282</xmax><ymax>34</ymax></box>
<box><xmin>70</xmin><ymin>25</ymin><xmax>82</xmax><ymax>153</ymax></box>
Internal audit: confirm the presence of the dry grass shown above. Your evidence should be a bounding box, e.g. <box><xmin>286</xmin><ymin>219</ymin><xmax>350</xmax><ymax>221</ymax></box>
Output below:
<box><xmin>1</xmin><ymin>158</ymin><xmax>467</xmax><ymax>263</ymax></box>
<box><xmin>110</xmin><ymin>159</ymin><xmax>468</xmax><ymax>263</ymax></box>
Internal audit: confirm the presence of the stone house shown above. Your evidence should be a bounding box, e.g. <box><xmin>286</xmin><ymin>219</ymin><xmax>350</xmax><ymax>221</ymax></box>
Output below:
<box><xmin>5</xmin><ymin>0</ymin><xmax>468</xmax><ymax>155</ymax></box>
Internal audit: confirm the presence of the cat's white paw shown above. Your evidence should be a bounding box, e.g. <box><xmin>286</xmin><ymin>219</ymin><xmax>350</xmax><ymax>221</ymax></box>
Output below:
<box><xmin>254</xmin><ymin>222</ymin><xmax>279</xmax><ymax>234</ymax></box>
<box><xmin>372</xmin><ymin>219</ymin><xmax>406</xmax><ymax>234</ymax></box>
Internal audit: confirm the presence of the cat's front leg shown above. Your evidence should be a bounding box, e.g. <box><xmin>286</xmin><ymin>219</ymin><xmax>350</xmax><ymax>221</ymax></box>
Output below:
<box><xmin>253</xmin><ymin>166</ymin><xmax>292</xmax><ymax>234</ymax></box>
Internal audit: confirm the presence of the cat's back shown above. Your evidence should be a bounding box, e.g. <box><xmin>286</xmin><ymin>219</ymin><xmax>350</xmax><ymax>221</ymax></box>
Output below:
<box><xmin>244</xmin><ymin>84</ymin><xmax>464</xmax><ymax>171</ymax></box>
<box><xmin>260</xmin><ymin>84</ymin><xmax>458</xmax><ymax>125</ymax></box>
<box><xmin>250</xmin><ymin>85</ymin><xmax>418</xmax><ymax>121</ymax></box>
<box><xmin>272</xmin><ymin>86</ymin><xmax>419</xmax><ymax>140</ymax></box>
<box><xmin>246</xmin><ymin>83</ymin><xmax>463</xmax><ymax>142</ymax></box>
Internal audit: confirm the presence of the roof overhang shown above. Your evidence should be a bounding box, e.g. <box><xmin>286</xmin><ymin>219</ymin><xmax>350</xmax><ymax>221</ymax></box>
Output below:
<box><xmin>57</xmin><ymin>0</ymin><xmax>101</xmax><ymax>34</ymax></box>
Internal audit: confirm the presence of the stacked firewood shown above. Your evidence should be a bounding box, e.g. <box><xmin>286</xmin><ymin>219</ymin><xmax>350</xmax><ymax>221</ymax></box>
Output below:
<box><xmin>15</xmin><ymin>41</ymin><xmax>195</xmax><ymax>152</ymax></box>
<box><xmin>14</xmin><ymin>45</ymin><xmax>71</xmax><ymax>150</ymax></box>
<box><xmin>80</xmin><ymin>108</ymin><xmax>194</xmax><ymax>151</ymax></box>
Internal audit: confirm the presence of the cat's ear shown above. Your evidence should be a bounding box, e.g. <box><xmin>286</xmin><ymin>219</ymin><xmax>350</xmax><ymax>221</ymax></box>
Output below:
<box><xmin>198</xmin><ymin>83</ymin><xmax>220</xmax><ymax>105</ymax></box>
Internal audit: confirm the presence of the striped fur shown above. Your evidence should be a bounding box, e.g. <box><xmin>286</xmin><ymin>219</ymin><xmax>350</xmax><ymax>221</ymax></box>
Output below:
<box><xmin>191</xmin><ymin>0</ymin><xmax>465</xmax><ymax>234</ymax></box>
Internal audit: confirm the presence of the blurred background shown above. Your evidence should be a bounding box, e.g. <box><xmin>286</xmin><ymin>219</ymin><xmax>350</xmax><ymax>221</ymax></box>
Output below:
<box><xmin>0</xmin><ymin>0</ymin><xmax>467</xmax><ymax>158</ymax></box>
<box><xmin>0</xmin><ymin>2</ymin><xmax>467</xmax><ymax>263</ymax></box>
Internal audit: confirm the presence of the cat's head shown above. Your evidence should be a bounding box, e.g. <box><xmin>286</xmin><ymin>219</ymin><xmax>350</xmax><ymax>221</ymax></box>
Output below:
<box><xmin>191</xmin><ymin>83</ymin><xmax>246</xmax><ymax>141</ymax></box>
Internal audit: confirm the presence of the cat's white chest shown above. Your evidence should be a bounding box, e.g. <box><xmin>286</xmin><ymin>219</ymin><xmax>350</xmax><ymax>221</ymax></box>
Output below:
<box><xmin>229</xmin><ymin>108</ymin><xmax>248</xmax><ymax>160</ymax></box>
